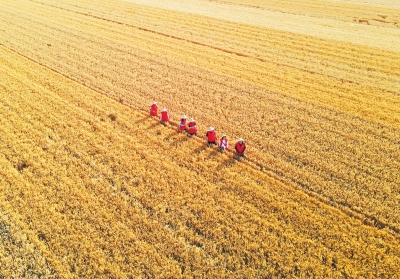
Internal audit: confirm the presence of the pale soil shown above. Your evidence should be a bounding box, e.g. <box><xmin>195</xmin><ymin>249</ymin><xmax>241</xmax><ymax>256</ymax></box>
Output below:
<box><xmin>125</xmin><ymin>0</ymin><xmax>400</xmax><ymax>52</ymax></box>
<box><xmin>329</xmin><ymin>0</ymin><xmax>400</xmax><ymax>9</ymax></box>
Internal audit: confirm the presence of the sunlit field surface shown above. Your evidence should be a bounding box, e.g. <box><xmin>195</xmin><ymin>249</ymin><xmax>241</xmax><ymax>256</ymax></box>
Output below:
<box><xmin>1</xmin><ymin>0</ymin><xmax>399</xmax><ymax>277</ymax></box>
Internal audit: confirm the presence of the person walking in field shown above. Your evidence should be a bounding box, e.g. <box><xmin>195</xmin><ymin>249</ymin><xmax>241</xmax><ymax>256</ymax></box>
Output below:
<box><xmin>179</xmin><ymin>115</ymin><xmax>188</xmax><ymax>132</ymax></box>
<box><xmin>160</xmin><ymin>108</ymin><xmax>170</xmax><ymax>125</ymax></box>
<box><xmin>235</xmin><ymin>138</ymin><xmax>246</xmax><ymax>158</ymax></box>
<box><xmin>188</xmin><ymin>118</ymin><xmax>197</xmax><ymax>136</ymax></box>
<box><xmin>149</xmin><ymin>101</ymin><xmax>158</xmax><ymax>117</ymax></box>
<box><xmin>206</xmin><ymin>127</ymin><xmax>218</xmax><ymax>146</ymax></box>
<box><xmin>219</xmin><ymin>135</ymin><xmax>229</xmax><ymax>152</ymax></box>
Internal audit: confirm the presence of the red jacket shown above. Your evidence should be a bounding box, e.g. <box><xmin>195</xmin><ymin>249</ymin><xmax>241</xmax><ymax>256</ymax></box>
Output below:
<box><xmin>160</xmin><ymin>111</ymin><xmax>169</xmax><ymax>122</ymax></box>
<box><xmin>188</xmin><ymin>121</ymin><xmax>197</xmax><ymax>134</ymax></box>
<box><xmin>150</xmin><ymin>104</ymin><xmax>158</xmax><ymax>116</ymax></box>
<box><xmin>179</xmin><ymin>118</ymin><xmax>187</xmax><ymax>130</ymax></box>
<box><xmin>235</xmin><ymin>142</ymin><xmax>246</xmax><ymax>154</ymax></box>
<box><xmin>206</xmin><ymin>130</ymin><xmax>217</xmax><ymax>142</ymax></box>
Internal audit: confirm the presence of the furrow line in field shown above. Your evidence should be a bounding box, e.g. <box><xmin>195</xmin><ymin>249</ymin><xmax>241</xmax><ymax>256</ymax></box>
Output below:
<box><xmin>3</xmin><ymin>1</ymin><xmax>400</xmax><ymax>276</ymax></box>
<box><xmin>3</xmin><ymin>10</ymin><xmax>400</xmax><ymax>174</ymax></box>
<box><xmin>1</xmin><ymin>17</ymin><xmax>398</xmax><ymax>197</ymax></box>
<box><xmin>5</xmin><ymin>21</ymin><xmax>396</xmax><ymax>188</ymax></box>
<box><xmin>3</xmin><ymin>0</ymin><xmax>400</xmax><ymax>225</ymax></box>
<box><xmin>2</xmin><ymin>8</ymin><xmax>396</xmax><ymax>131</ymax></box>
<box><xmin>3</xmin><ymin>0</ymin><xmax>400</xmax><ymax>114</ymax></box>
<box><xmin>1</xmin><ymin>11</ymin><xmax>387</xmax><ymax>140</ymax></box>
<box><xmin>0</xmin><ymin>65</ymin><xmax>394</xmax><ymax>252</ymax></box>
<box><xmin>2</xmin><ymin>55</ymin><xmax>366</xmax><ymax>278</ymax></box>
<box><xmin>1</xmin><ymin>43</ymin><xmax>398</xmax><ymax>235</ymax></box>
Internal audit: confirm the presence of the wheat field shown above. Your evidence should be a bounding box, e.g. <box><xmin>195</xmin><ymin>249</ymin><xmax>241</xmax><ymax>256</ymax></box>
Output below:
<box><xmin>1</xmin><ymin>0</ymin><xmax>400</xmax><ymax>278</ymax></box>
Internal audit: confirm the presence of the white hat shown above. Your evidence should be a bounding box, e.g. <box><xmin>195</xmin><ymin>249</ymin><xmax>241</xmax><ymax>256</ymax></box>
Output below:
<box><xmin>182</xmin><ymin>115</ymin><xmax>187</xmax><ymax>119</ymax></box>
<box><xmin>237</xmin><ymin>138</ymin><xmax>244</xmax><ymax>142</ymax></box>
<box><xmin>222</xmin><ymin>134</ymin><xmax>226</xmax><ymax>138</ymax></box>
<box><xmin>208</xmin><ymin>127</ymin><xmax>214</xmax><ymax>131</ymax></box>
<box><xmin>190</xmin><ymin>118</ymin><xmax>195</xmax><ymax>122</ymax></box>
<box><xmin>152</xmin><ymin>101</ymin><xmax>157</xmax><ymax>104</ymax></box>
<box><xmin>162</xmin><ymin>108</ymin><xmax>167</xmax><ymax>112</ymax></box>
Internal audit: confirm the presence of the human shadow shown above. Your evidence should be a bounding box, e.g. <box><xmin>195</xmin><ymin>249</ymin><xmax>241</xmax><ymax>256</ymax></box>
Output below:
<box><xmin>162</xmin><ymin>131</ymin><xmax>179</xmax><ymax>143</ymax></box>
<box><xmin>145</xmin><ymin>121</ymin><xmax>163</xmax><ymax>130</ymax></box>
<box><xmin>169</xmin><ymin>132</ymin><xmax>192</xmax><ymax>147</ymax></box>
<box><xmin>206</xmin><ymin>148</ymin><xmax>220</xmax><ymax>158</ymax></box>
<box><xmin>134</xmin><ymin>115</ymin><xmax>152</xmax><ymax>125</ymax></box>
<box><xmin>193</xmin><ymin>143</ymin><xmax>209</xmax><ymax>154</ymax></box>
<box><xmin>216</xmin><ymin>156</ymin><xmax>237</xmax><ymax>171</ymax></box>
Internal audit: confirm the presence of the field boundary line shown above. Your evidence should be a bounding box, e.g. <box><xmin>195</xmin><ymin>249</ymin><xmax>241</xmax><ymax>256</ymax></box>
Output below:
<box><xmin>1</xmin><ymin>40</ymin><xmax>398</xmax><ymax>236</ymax></box>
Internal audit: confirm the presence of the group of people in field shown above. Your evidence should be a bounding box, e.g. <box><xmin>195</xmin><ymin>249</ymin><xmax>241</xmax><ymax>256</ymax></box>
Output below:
<box><xmin>150</xmin><ymin>101</ymin><xmax>246</xmax><ymax>158</ymax></box>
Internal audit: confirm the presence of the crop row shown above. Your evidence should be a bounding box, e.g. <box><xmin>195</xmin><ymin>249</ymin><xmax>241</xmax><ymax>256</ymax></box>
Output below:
<box><xmin>8</xmin><ymin>0</ymin><xmax>400</xmax><ymax>127</ymax></box>
<box><xmin>3</xmin><ymin>0</ymin><xmax>400</xmax><ymax>137</ymax></box>
<box><xmin>1</xmin><ymin>44</ymin><xmax>400</xmax><ymax>278</ymax></box>
<box><xmin>28</xmin><ymin>0</ymin><xmax>400</xmax><ymax>78</ymax></box>
<box><xmin>1</xmin><ymin>0</ymin><xmax>400</xmax><ymax>229</ymax></box>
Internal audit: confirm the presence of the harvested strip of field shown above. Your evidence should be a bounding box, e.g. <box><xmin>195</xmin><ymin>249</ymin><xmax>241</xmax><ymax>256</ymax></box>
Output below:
<box><xmin>1</xmin><ymin>0</ymin><xmax>399</xmax><ymax>231</ymax></box>
<box><xmin>1</xmin><ymin>43</ymin><xmax>400</xmax><ymax>278</ymax></box>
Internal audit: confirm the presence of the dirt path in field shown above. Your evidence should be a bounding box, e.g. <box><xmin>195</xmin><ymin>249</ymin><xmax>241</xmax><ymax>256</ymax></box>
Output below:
<box><xmin>124</xmin><ymin>0</ymin><xmax>400</xmax><ymax>52</ymax></box>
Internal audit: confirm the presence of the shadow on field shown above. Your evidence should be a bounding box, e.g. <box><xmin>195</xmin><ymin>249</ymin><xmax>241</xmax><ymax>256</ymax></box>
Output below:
<box><xmin>169</xmin><ymin>132</ymin><xmax>192</xmax><ymax>147</ymax></box>
<box><xmin>145</xmin><ymin>121</ymin><xmax>163</xmax><ymax>130</ymax></box>
<box><xmin>194</xmin><ymin>143</ymin><xmax>209</xmax><ymax>154</ymax></box>
<box><xmin>216</xmin><ymin>157</ymin><xmax>237</xmax><ymax>171</ymax></box>
<box><xmin>162</xmin><ymin>131</ymin><xmax>181</xmax><ymax>143</ymax></box>
<box><xmin>134</xmin><ymin>115</ymin><xmax>152</xmax><ymax>126</ymax></box>
<box><xmin>207</xmin><ymin>148</ymin><xmax>220</xmax><ymax>158</ymax></box>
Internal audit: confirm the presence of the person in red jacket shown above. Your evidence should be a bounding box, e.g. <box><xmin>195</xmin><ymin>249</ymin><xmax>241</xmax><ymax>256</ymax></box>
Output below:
<box><xmin>206</xmin><ymin>127</ymin><xmax>217</xmax><ymax>146</ymax></box>
<box><xmin>160</xmin><ymin>108</ymin><xmax>170</xmax><ymax>125</ymax></box>
<box><xmin>235</xmin><ymin>138</ymin><xmax>246</xmax><ymax>158</ymax></box>
<box><xmin>179</xmin><ymin>115</ymin><xmax>187</xmax><ymax>132</ymax></box>
<box><xmin>149</xmin><ymin>101</ymin><xmax>158</xmax><ymax>117</ymax></box>
<box><xmin>219</xmin><ymin>135</ymin><xmax>229</xmax><ymax>152</ymax></box>
<box><xmin>188</xmin><ymin>118</ymin><xmax>197</xmax><ymax>136</ymax></box>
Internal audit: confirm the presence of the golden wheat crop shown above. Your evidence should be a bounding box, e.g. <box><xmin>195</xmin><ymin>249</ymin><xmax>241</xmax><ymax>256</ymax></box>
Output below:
<box><xmin>1</xmin><ymin>0</ymin><xmax>400</xmax><ymax>278</ymax></box>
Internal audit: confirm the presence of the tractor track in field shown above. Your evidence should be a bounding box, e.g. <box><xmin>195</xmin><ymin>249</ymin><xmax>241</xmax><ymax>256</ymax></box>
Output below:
<box><xmin>2</xmin><ymin>41</ymin><xmax>398</xmax><ymax>236</ymax></box>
